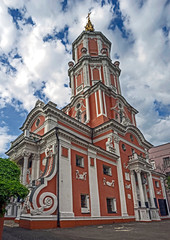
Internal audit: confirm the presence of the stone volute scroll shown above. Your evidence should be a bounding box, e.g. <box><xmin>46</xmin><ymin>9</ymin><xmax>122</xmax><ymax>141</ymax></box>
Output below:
<box><xmin>27</xmin><ymin>144</ymin><xmax>58</xmax><ymax>216</ymax></box>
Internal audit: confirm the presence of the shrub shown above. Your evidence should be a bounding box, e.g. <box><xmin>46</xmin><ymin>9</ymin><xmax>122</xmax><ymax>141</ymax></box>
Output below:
<box><xmin>0</xmin><ymin>158</ymin><xmax>29</xmax><ymax>217</ymax></box>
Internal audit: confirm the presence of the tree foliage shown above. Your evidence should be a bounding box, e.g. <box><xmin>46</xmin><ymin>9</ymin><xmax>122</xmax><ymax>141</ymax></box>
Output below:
<box><xmin>166</xmin><ymin>176</ymin><xmax>170</xmax><ymax>190</ymax></box>
<box><xmin>0</xmin><ymin>158</ymin><xmax>29</xmax><ymax>217</ymax></box>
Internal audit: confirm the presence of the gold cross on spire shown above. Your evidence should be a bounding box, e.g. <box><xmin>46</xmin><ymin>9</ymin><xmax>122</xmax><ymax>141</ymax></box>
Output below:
<box><xmin>85</xmin><ymin>12</ymin><xmax>94</xmax><ymax>32</ymax></box>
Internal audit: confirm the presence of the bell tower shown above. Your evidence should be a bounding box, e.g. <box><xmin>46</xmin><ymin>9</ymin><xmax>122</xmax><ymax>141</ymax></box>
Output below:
<box><xmin>63</xmin><ymin>14</ymin><xmax>137</xmax><ymax>128</ymax></box>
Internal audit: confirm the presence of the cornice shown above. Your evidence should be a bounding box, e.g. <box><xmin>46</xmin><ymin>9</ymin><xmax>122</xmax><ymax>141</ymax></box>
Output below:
<box><xmin>58</xmin><ymin>127</ymin><xmax>119</xmax><ymax>160</ymax></box>
<box><xmin>43</xmin><ymin>103</ymin><xmax>91</xmax><ymax>135</ymax></box>
<box><xmin>93</xmin><ymin>119</ymin><xmax>152</xmax><ymax>149</ymax></box>
<box><xmin>72</xmin><ymin>31</ymin><xmax>111</xmax><ymax>48</ymax></box>
<box><xmin>68</xmin><ymin>55</ymin><xmax>121</xmax><ymax>76</ymax></box>
<box><xmin>20</xmin><ymin>107</ymin><xmax>45</xmax><ymax>131</ymax></box>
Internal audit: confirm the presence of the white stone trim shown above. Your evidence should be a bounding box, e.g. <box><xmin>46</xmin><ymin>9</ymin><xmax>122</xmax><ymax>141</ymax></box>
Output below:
<box><xmin>97</xmin><ymin>37</ymin><xmax>102</xmax><ymax>55</ymax></box>
<box><xmin>85</xmin><ymin>95</ymin><xmax>90</xmax><ymax>123</ymax></box>
<box><xmin>94</xmin><ymin>134</ymin><xmax>145</xmax><ymax>153</ymax></box>
<box><xmin>71</xmin><ymin>145</ymin><xmax>117</xmax><ymax>166</ymax></box>
<box><xmin>88</xmin><ymin>154</ymin><xmax>101</xmax><ymax>217</ymax></box>
<box><xmin>114</xmin><ymin>132</ymin><xmax>128</xmax><ymax>217</ymax></box>
<box><xmin>59</xmin><ymin>140</ymin><xmax>74</xmax><ymax>218</ymax></box>
<box><xmin>103</xmin><ymin>91</ymin><xmax>107</xmax><ymax>116</ymax></box>
<box><xmin>58</xmin><ymin>123</ymin><xmax>90</xmax><ymax>143</ymax></box>
<box><xmin>95</xmin><ymin>91</ymin><xmax>100</xmax><ymax>117</ymax></box>
<box><xmin>90</xmin><ymin>65</ymin><xmax>102</xmax><ymax>81</ymax></box>
<box><xmin>99</xmin><ymin>89</ymin><xmax>104</xmax><ymax>115</ymax></box>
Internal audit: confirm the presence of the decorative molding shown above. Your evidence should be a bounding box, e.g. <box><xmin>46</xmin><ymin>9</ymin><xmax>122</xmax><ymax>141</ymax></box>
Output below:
<box><xmin>106</xmin><ymin>136</ymin><xmax>115</xmax><ymax>153</ymax></box>
<box><xmin>103</xmin><ymin>177</ymin><xmax>115</xmax><ymax>187</ymax></box>
<box><xmin>125</xmin><ymin>183</ymin><xmax>131</xmax><ymax>190</ymax></box>
<box><xmin>76</xmin><ymin>170</ymin><xmax>87</xmax><ymax>181</ymax></box>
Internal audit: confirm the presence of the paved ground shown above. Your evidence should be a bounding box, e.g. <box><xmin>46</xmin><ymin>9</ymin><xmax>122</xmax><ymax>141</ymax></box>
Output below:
<box><xmin>2</xmin><ymin>220</ymin><xmax>170</xmax><ymax>240</ymax></box>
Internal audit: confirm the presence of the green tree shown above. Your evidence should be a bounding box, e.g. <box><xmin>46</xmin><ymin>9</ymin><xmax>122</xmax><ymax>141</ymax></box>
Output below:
<box><xmin>166</xmin><ymin>176</ymin><xmax>170</xmax><ymax>190</ymax></box>
<box><xmin>0</xmin><ymin>158</ymin><xmax>29</xmax><ymax>217</ymax></box>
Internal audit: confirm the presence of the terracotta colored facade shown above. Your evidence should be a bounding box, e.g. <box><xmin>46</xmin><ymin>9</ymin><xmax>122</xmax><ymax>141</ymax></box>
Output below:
<box><xmin>6</xmin><ymin>26</ymin><xmax>170</xmax><ymax>229</ymax></box>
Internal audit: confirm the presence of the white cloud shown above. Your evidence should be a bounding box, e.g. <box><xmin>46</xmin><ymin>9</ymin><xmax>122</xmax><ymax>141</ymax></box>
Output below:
<box><xmin>0</xmin><ymin>126</ymin><xmax>17</xmax><ymax>156</ymax></box>
<box><xmin>0</xmin><ymin>0</ymin><xmax>169</xmax><ymax>154</ymax></box>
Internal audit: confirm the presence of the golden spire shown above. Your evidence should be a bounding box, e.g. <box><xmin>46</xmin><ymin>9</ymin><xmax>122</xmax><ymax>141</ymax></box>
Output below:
<box><xmin>85</xmin><ymin>12</ymin><xmax>94</xmax><ymax>32</ymax></box>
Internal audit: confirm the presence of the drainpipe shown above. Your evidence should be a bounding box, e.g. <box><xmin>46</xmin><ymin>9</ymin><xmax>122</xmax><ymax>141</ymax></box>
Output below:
<box><xmin>56</xmin><ymin>127</ymin><xmax>60</xmax><ymax>227</ymax></box>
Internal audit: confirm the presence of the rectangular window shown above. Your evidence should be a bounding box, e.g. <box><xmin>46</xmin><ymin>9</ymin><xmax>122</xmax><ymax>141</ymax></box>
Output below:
<box><xmin>103</xmin><ymin>165</ymin><xmax>112</xmax><ymax>176</ymax></box>
<box><xmin>76</xmin><ymin>155</ymin><xmax>84</xmax><ymax>168</ymax></box>
<box><xmin>106</xmin><ymin>198</ymin><xmax>117</xmax><ymax>213</ymax></box>
<box><xmin>163</xmin><ymin>157</ymin><xmax>170</xmax><ymax>168</ymax></box>
<box><xmin>81</xmin><ymin>194</ymin><xmax>90</xmax><ymax>213</ymax></box>
<box><xmin>155</xmin><ymin>181</ymin><xmax>159</xmax><ymax>188</ymax></box>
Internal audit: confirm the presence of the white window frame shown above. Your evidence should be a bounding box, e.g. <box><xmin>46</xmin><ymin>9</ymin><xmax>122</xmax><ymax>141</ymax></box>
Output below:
<box><xmin>76</xmin><ymin>155</ymin><xmax>84</xmax><ymax>168</ymax></box>
<box><xmin>155</xmin><ymin>181</ymin><xmax>159</xmax><ymax>188</ymax></box>
<box><xmin>103</xmin><ymin>165</ymin><xmax>112</xmax><ymax>176</ymax></box>
<box><xmin>106</xmin><ymin>198</ymin><xmax>117</xmax><ymax>213</ymax></box>
<box><xmin>81</xmin><ymin>194</ymin><xmax>90</xmax><ymax>213</ymax></box>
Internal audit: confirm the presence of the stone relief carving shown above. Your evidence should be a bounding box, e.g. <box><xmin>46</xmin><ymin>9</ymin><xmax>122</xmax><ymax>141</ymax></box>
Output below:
<box><xmin>125</xmin><ymin>183</ymin><xmax>131</xmax><ymax>190</ymax></box>
<box><xmin>106</xmin><ymin>135</ymin><xmax>115</xmax><ymax>153</ymax></box>
<box><xmin>30</xmin><ymin>192</ymin><xmax>57</xmax><ymax>216</ymax></box>
<box><xmin>76</xmin><ymin>170</ymin><xmax>87</xmax><ymax>181</ymax></box>
<box><xmin>113</xmin><ymin>133</ymin><xmax>120</xmax><ymax>144</ymax></box>
<box><xmin>103</xmin><ymin>177</ymin><xmax>115</xmax><ymax>187</ymax></box>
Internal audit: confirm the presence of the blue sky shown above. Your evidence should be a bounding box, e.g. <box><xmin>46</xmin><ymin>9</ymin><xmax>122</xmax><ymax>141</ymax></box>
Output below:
<box><xmin>0</xmin><ymin>0</ymin><xmax>170</xmax><ymax>157</ymax></box>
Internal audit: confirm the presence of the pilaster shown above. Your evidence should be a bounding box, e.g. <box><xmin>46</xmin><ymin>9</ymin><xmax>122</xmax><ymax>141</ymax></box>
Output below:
<box><xmin>113</xmin><ymin>132</ymin><xmax>128</xmax><ymax>217</ymax></box>
<box><xmin>88</xmin><ymin>149</ymin><xmax>100</xmax><ymax>217</ymax></box>
<box><xmin>136</xmin><ymin>170</ymin><xmax>145</xmax><ymax>208</ymax></box>
<box><xmin>131</xmin><ymin>170</ymin><xmax>138</xmax><ymax>208</ymax></box>
<box><xmin>22</xmin><ymin>150</ymin><xmax>31</xmax><ymax>185</ymax></box>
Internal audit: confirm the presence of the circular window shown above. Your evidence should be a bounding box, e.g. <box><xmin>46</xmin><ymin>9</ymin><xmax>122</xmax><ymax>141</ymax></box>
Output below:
<box><xmin>36</xmin><ymin>118</ymin><xmax>40</xmax><ymax>127</ymax></box>
<box><xmin>119</xmin><ymin>103</ymin><xmax>122</xmax><ymax>109</ymax></box>
<box><xmin>76</xmin><ymin>103</ymin><xmax>81</xmax><ymax>109</ymax></box>
<box><xmin>122</xmin><ymin>144</ymin><xmax>126</xmax><ymax>151</ymax></box>
<box><xmin>130</xmin><ymin>134</ymin><xmax>134</xmax><ymax>142</ymax></box>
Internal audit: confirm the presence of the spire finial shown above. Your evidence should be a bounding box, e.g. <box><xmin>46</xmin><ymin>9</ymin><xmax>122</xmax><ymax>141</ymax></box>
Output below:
<box><xmin>85</xmin><ymin>12</ymin><xmax>94</xmax><ymax>32</ymax></box>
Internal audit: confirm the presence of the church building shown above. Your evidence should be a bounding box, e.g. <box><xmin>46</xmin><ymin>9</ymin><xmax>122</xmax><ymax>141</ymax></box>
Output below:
<box><xmin>6</xmin><ymin>16</ymin><xmax>170</xmax><ymax>229</ymax></box>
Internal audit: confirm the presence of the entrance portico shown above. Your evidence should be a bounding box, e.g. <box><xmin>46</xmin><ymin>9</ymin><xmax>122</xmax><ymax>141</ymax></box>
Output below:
<box><xmin>129</xmin><ymin>153</ymin><xmax>160</xmax><ymax>221</ymax></box>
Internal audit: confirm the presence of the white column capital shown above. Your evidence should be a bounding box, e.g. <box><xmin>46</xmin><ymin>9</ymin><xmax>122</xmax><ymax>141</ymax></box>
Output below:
<box><xmin>22</xmin><ymin>150</ymin><xmax>31</xmax><ymax>158</ymax></box>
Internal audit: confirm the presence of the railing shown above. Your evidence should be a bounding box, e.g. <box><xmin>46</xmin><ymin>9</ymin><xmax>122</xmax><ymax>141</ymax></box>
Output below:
<box><xmin>10</xmin><ymin>132</ymin><xmax>42</xmax><ymax>148</ymax></box>
<box><xmin>129</xmin><ymin>153</ymin><xmax>148</xmax><ymax>163</ymax></box>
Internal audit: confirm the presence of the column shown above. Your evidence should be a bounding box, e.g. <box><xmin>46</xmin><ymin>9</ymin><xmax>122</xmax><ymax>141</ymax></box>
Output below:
<box><xmin>143</xmin><ymin>184</ymin><xmax>149</xmax><ymax>206</ymax></box>
<box><xmin>22</xmin><ymin>151</ymin><xmax>31</xmax><ymax>185</ymax></box>
<box><xmin>97</xmin><ymin>37</ymin><xmax>102</xmax><ymax>54</ymax></box>
<box><xmin>85</xmin><ymin>95</ymin><xmax>90</xmax><ymax>123</ymax></box>
<box><xmin>59</xmin><ymin>139</ymin><xmax>74</xmax><ymax>218</ymax></box>
<box><xmin>160</xmin><ymin>177</ymin><xmax>170</xmax><ymax>215</ymax></box>
<box><xmin>32</xmin><ymin>153</ymin><xmax>40</xmax><ymax>181</ymax></box>
<box><xmin>116</xmin><ymin>74</ymin><xmax>121</xmax><ymax>95</ymax></box>
<box><xmin>131</xmin><ymin>170</ymin><xmax>138</xmax><ymax>208</ymax></box>
<box><xmin>147</xmin><ymin>173</ymin><xmax>156</xmax><ymax>208</ymax></box>
<box><xmin>70</xmin><ymin>72</ymin><xmax>74</xmax><ymax>97</ymax></box>
<box><xmin>113</xmin><ymin>132</ymin><xmax>128</xmax><ymax>216</ymax></box>
<box><xmin>136</xmin><ymin>170</ymin><xmax>145</xmax><ymax>207</ymax></box>
<box><xmin>99</xmin><ymin>89</ymin><xmax>104</xmax><ymax>115</ymax></box>
<box><xmin>103</xmin><ymin>61</ymin><xmax>110</xmax><ymax>86</ymax></box>
<box><xmin>83</xmin><ymin>36</ymin><xmax>89</xmax><ymax>54</ymax></box>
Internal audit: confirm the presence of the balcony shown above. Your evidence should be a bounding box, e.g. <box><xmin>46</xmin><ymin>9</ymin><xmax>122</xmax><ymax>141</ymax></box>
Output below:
<box><xmin>128</xmin><ymin>153</ymin><xmax>152</xmax><ymax>170</ymax></box>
